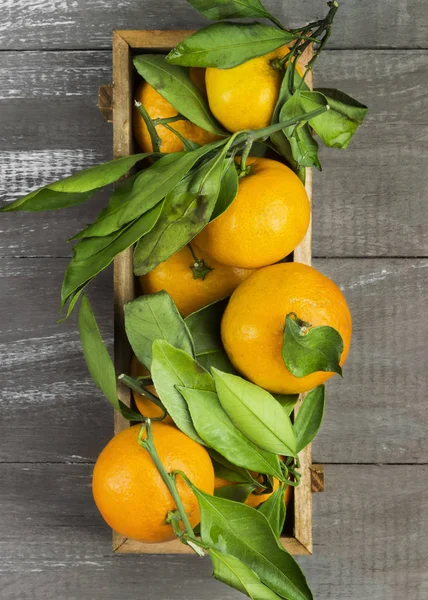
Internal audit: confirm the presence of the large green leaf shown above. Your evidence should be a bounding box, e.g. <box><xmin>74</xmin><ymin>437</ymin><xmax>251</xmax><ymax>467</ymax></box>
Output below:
<box><xmin>311</xmin><ymin>88</ymin><xmax>368</xmax><ymax>149</ymax></box>
<box><xmin>212</xmin><ymin>369</ymin><xmax>296</xmax><ymax>457</ymax></box>
<box><xmin>133</xmin><ymin>55</ymin><xmax>224</xmax><ymax>135</ymax></box>
<box><xmin>166</xmin><ymin>22</ymin><xmax>296</xmax><ymax>69</ymax></box>
<box><xmin>184</xmin><ymin>299</ymin><xmax>236</xmax><ymax>373</ymax></box>
<box><xmin>187</xmin><ymin>0</ymin><xmax>271</xmax><ymax>20</ymax></box>
<box><xmin>150</xmin><ymin>340</ymin><xmax>214</xmax><ymax>444</ymax></box>
<box><xmin>193</xmin><ymin>488</ymin><xmax>313</xmax><ymax>600</ymax></box>
<box><xmin>124</xmin><ymin>291</ymin><xmax>194</xmax><ymax>369</ymax></box>
<box><xmin>274</xmin><ymin>394</ymin><xmax>299</xmax><ymax>417</ymax></box>
<box><xmin>210</xmin><ymin>550</ymin><xmax>284</xmax><ymax>600</ymax></box>
<box><xmin>0</xmin><ymin>153</ymin><xmax>151</xmax><ymax>212</ymax></box>
<box><xmin>73</xmin><ymin>142</ymin><xmax>224</xmax><ymax>240</ymax></box>
<box><xmin>178</xmin><ymin>387</ymin><xmax>284</xmax><ymax>479</ymax></box>
<box><xmin>61</xmin><ymin>202</ymin><xmax>163</xmax><ymax>310</ymax></box>
<box><xmin>133</xmin><ymin>152</ymin><xmax>227</xmax><ymax>276</ymax></box>
<box><xmin>282</xmin><ymin>313</ymin><xmax>344</xmax><ymax>377</ymax></box>
<box><xmin>294</xmin><ymin>385</ymin><xmax>326</xmax><ymax>453</ymax></box>
<box><xmin>258</xmin><ymin>484</ymin><xmax>287</xmax><ymax>538</ymax></box>
<box><xmin>210</xmin><ymin>159</ymin><xmax>239</xmax><ymax>221</ymax></box>
<box><xmin>78</xmin><ymin>295</ymin><xmax>143</xmax><ymax>421</ymax></box>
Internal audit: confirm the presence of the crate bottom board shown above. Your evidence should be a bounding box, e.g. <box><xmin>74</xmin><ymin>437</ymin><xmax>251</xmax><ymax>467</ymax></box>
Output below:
<box><xmin>113</xmin><ymin>532</ymin><xmax>312</xmax><ymax>556</ymax></box>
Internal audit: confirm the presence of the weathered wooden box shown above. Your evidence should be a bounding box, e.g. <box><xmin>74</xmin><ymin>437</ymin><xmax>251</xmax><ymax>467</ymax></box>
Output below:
<box><xmin>103</xmin><ymin>29</ymin><xmax>323</xmax><ymax>556</ymax></box>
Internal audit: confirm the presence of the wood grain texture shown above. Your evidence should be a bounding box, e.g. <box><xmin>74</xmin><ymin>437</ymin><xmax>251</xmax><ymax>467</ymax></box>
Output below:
<box><xmin>1</xmin><ymin>50</ymin><xmax>427</xmax><ymax>257</ymax></box>
<box><xmin>1</xmin><ymin>0</ymin><xmax>427</xmax><ymax>50</ymax></box>
<box><xmin>1</xmin><ymin>463</ymin><xmax>427</xmax><ymax>599</ymax></box>
<box><xmin>1</xmin><ymin>257</ymin><xmax>427</xmax><ymax>465</ymax></box>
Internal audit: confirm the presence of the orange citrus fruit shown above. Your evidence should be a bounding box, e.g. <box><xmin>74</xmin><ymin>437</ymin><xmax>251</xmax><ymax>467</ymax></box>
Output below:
<box><xmin>133</xmin><ymin>70</ymin><xmax>218</xmax><ymax>153</ymax></box>
<box><xmin>194</xmin><ymin>157</ymin><xmax>310</xmax><ymax>269</ymax></box>
<box><xmin>221</xmin><ymin>262</ymin><xmax>352</xmax><ymax>394</ymax></box>
<box><xmin>214</xmin><ymin>475</ymin><xmax>292</xmax><ymax>508</ymax></box>
<box><xmin>130</xmin><ymin>355</ymin><xmax>172</xmax><ymax>422</ymax></box>
<box><xmin>92</xmin><ymin>422</ymin><xmax>214</xmax><ymax>543</ymax></box>
<box><xmin>140</xmin><ymin>244</ymin><xmax>254</xmax><ymax>317</ymax></box>
<box><xmin>206</xmin><ymin>46</ymin><xmax>300</xmax><ymax>132</ymax></box>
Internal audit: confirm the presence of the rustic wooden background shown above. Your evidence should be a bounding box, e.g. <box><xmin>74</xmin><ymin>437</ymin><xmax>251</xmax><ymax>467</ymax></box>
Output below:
<box><xmin>1</xmin><ymin>1</ymin><xmax>427</xmax><ymax>598</ymax></box>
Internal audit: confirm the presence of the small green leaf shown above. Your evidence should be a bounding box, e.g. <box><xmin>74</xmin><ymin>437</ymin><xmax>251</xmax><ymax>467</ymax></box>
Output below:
<box><xmin>311</xmin><ymin>88</ymin><xmax>368</xmax><ymax>149</ymax></box>
<box><xmin>282</xmin><ymin>313</ymin><xmax>344</xmax><ymax>377</ymax></box>
<box><xmin>178</xmin><ymin>387</ymin><xmax>284</xmax><ymax>479</ymax></box>
<box><xmin>0</xmin><ymin>153</ymin><xmax>151</xmax><ymax>212</ymax></box>
<box><xmin>294</xmin><ymin>385</ymin><xmax>326</xmax><ymax>453</ymax></box>
<box><xmin>184</xmin><ymin>298</ymin><xmax>236</xmax><ymax>373</ymax></box>
<box><xmin>124</xmin><ymin>291</ymin><xmax>194</xmax><ymax>369</ymax></box>
<box><xmin>215</xmin><ymin>483</ymin><xmax>256</xmax><ymax>503</ymax></box>
<box><xmin>166</xmin><ymin>22</ymin><xmax>296</xmax><ymax>69</ymax></box>
<box><xmin>258</xmin><ymin>484</ymin><xmax>287</xmax><ymax>537</ymax></box>
<box><xmin>212</xmin><ymin>369</ymin><xmax>297</xmax><ymax>457</ymax></box>
<box><xmin>211</xmin><ymin>159</ymin><xmax>239</xmax><ymax>221</ymax></box>
<box><xmin>192</xmin><ymin>488</ymin><xmax>313</xmax><ymax>600</ymax></box>
<box><xmin>210</xmin><ymin>549</ymin><xmax>284</xmax><ymax>600</ymax></box>
<box><xmin>61</xmin><ymin>202</ymin><xmax>163</xmax><ymax>312</ymax></box>
<box><xmin>78</xmin><ymin>295</ymin><xmax>117</xmax><ymax>407</ymax></box>
<box><xmin>187</xmin><ymin>0</ymin><xmax>271</xmax><ymax>20</ymax></box>
<box><xmin>209</xmin><ymin>450</ymin><xmax>254</xmax><ymax>484</ymax></box>
<box><xmin>274</xmin><ymin>394</ymin><xmax>299</xmax><ymax>417</ymax></box>
<box><xmin>133</xmin><ymin>151</ymin><xmax>227</xmax><ymax>276</ymax></box>
<box><xmin>133</xmin><ymin>55</ymin><xmax>224</xmax><ymax>135</ymax></box>
<box><xmin>150</xmin><ymin>340</ymin><xmax>214</xmax><ymax>444</ymax></box>
<box><xmin>78</xmin><ymin>295</ymin><xmax>143</xmax><ymax>421</ymax></box>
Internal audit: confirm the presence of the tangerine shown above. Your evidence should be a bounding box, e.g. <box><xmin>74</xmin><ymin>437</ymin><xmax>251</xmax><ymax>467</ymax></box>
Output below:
<box><xmin>221</xmin><ymin>262</ymin><xmax>352</xmax><ymax>394</ymax></box>
<box><xmin>92</xmin><ymin>422</ymin><xmax>214</xmax><ymax>543</ymax></box>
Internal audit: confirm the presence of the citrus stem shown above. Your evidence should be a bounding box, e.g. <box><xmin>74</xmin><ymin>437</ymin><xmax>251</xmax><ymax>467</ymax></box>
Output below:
<box><xmin>118</xmin><ymin>373</ymin><xmax>167</xmax><ymax>414</ymax></box>
<box><xmin>138</xmin><ymin>421</ymin><xmax>196</xmax><ymax>540</ymax></box>
<box><xmin>187</xmin><ymin>244</ymin><xmax>213</xmax><ymax>280</ymax></box>
<box><xmin>238</xmin><ymin>138</ymin><xmax>253</xmax><ymax>177</ymax></box>
<box><xmin>162</xmin><ymin>122</ymin><xmax>197</xmax><ymax>151</ymax></box>
<box><xmin>134</xmin><ymin>101</ymin><xmax>161</xmax><ymax>153</ymax></box>
<box><xmin>152</xmin><ymin>115</ymin><xmax>185</xmax><ymax>125</ymax></box>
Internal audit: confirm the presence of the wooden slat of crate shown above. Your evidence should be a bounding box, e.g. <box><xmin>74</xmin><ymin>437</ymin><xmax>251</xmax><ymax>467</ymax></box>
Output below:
<box><xmin>111</xmin><ymin>29</ymin><xmax>315</xmax><ymax>556</ymax></box>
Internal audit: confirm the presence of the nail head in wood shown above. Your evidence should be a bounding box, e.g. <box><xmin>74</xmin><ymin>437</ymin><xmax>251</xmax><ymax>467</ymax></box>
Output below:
<box><xmin>98</xmin><ymin>84</ymin><xmax>113</xmax><ymax>123</ymax></box>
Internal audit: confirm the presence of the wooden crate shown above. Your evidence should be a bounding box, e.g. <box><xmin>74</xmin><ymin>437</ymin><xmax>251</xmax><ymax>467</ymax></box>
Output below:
<box><xmin>103</xmin><ymin>29</ymin><xmax>323</xmax><ymax>556</ymax></box>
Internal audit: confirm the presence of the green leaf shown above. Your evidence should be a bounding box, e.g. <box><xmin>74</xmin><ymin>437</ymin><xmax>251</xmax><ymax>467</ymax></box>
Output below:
<box><xmin>210</xmin><ymin>451</ymin><xmax>255</xmax><ymax>484</ymax></box>
<box><xmin>187</xmin><ymin>0</ymin><xmax>271</xmax><ymax>20</ymax></box>
<box><xmin>258</xmin><ymin>484</ymin><xmax>287</xmax><ymax>537</ymax></box>
<box><xmin>124</xmin><ymin>291</ymin><xmax>194</xmax><ymax>369</ymax></box>
<box><xmin>311</xmin><ymin>88</ymin><xmax>368</xmax><ymax>149</ymax></box>
<box><xmin>210</xmin><ymin>549</ymin><xmax>284</xmax><ymax>600</ymax></box>
<box><xmin>133</xmin><ymin>152</ymin><xmax>226</xmax><ymax>276</ymax></box>
<box><xmin>278</xmin><ymin>90</ymin><xmax>326</xmax><ymax>170</ymax></box>
<box><xmin>78</xmin><ymin>295</ymin><xmax>143</xmax><ymax>421</ymax></box>
<box><xmin>133</xmin><ymin>55</ymin><xmax>225</xmax><ymax>135</ymax></box>
<box><xmin>178</xmin><ymin>387</ymin><xmax>284</xmax><ymax>479</ymax></box>
<box><xmin>215</xmin><ymin>483</ymin><xmax>256</xmax><ymax>503</ymax></box>
<box><xmin>73</xmin><ymin>142</ymin><xmax>224</xmax><ymax>240</ymax></box>
<box><xmin>211</xmin><ymin>159</ymin><xmax>239</xmax><ymax>221</ymax></box>
<box><xmin>150</xmin><ymin>340</ymin><xmax>214</xmax><ymax>444</ymax></box>
<box><xmin>212</xmin><ymin>369</ymin><xmax>297</xmax><ymax>457</ymax></box>
<box><xmin>0</xmin><ymin>153</ymin><xmax>151</xmax><ymax>212</ymax></box>
<box><xmin>274</xmin><ymin>394</ymin><xmax>299</xmax><ymax>417</ymax></box>
<box><xmin>61</xmin><ymin>202</ymin><xmax>163</xmax><ymax>311</ymax></box>
<box><xmin>166</xmin><ymin>22</ymin><xmax>296</xmax><ymax>69</ymax></box>
<box><xmin>294</xmin><ymin>385</ymin><xmax>326</xmax><ymax>453</ymax></box>
<box><xmin>184</xmin><ymin>298</ymin><xmax>236</xmax><ymax>373</ymax></box>
<box><xmin>282</xmin><ymin>313</ymin><xmax>344</xmax><ymax>377</ymax></box>
<box><xmin>193</xmin><ymin>488</ymin><xmax>313</xmax><ymax>600</ymax></box>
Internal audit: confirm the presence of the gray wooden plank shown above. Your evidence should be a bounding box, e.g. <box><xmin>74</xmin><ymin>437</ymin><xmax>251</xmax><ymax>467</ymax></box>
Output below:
<box><xmin>1</xmin><ymin>463</ymin><xmax>427</xmax><ymax>599</ymax></box>
<box><xmin>1</xmin><ymin>0</ymin><xmax>427</xmax><ymax>50</ymax></box>
<box><xmin>1</xmin><ymin>257</ymin><xmax>427</xmax><ymax>464</ymax></box>
<box><xmin>1</xmin><ymin>50</ymin><xmax>427</xmax><ymax>258</ymax></box>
